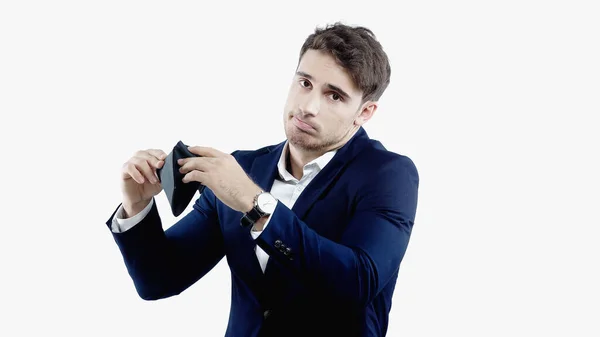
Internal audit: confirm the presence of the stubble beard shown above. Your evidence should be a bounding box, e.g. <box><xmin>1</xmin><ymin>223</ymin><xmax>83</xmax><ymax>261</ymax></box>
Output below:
<box><xmin>285</xmin><ymin>116</ymin><xmax>355</xmax><ymax>153</ymax></box>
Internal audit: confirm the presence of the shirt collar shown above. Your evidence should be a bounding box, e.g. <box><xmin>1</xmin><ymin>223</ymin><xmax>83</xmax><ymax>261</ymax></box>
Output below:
<box><xmin>276</xmin><ymin>141</ymin><xmax>337</xmax><ymax>182</ymax></box>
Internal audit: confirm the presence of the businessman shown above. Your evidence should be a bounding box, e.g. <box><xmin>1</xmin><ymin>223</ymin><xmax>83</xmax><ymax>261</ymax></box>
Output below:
<box><xmin>106</xmin><ymin>22</ymin><xmax>419</xmax><ymax>337</ymax></box>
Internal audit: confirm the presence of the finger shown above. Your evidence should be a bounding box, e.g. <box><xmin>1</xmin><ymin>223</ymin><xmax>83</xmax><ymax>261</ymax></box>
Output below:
<box><xmin>135</xmin><ymin>150</ymin><xmax>165</xmax><ymax>169</ymax></box>
<box><xmin>122</xmin><ymin>162</ymin><xmax>146</xmax><ymax>184</ymax></box>
<box><xmin>187</xmin><ymin>146</ymin><xmax>225</xmax><ymax>158</ymax></box>
<box><xmin>146</xmin><ymin>149</ymin><xmax>168</xmax><ymax>161</ymax></box>
<box><xmin>179</xmin><ymin>157</ymin><xmax>211</xmax><ymax>174</ymax></box>
<box><xmin>182</xmin><ymin>170</ymin><xmax>208</xmax><ymax>184</ymax></box>
<box><xmin>130</xmin><ymin>157</ymin><xmax>159</xmax><ymax>184</ymax></box>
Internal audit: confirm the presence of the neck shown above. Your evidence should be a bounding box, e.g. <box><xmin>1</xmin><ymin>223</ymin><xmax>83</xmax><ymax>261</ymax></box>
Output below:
<box><xmin>286</xmin><ymin>145</ymin><xmax>320</xmax><ymax>180</ymax></box>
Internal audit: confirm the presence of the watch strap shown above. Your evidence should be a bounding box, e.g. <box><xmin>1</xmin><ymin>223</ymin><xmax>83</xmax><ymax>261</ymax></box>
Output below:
<box><xmin>240</xmin><ymin>206</ymin><xmax>265</xmax><ymax>228</ymax></box>
<box><xmin>240</xmin><ymin>190</ymin><xmax>266</xmax><ymax>228</ymax></box>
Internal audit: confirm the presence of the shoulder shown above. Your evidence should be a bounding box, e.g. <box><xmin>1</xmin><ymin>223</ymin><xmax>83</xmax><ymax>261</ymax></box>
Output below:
<box><xmin>355</xmin><ymin>139</ymin><xmax>419</xmax><ymax>184</ymax></box>
<box><xmin>350</xmin><ymin>139</ymin><xmax>419</xmax><ymax>217</ymax></box>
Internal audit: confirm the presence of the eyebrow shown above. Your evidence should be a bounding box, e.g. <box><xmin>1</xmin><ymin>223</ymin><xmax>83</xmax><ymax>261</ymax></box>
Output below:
<box><xmin>296</xmin><ymin>71</ymin><xmax>352</xmax><ymax>101</ymax></box>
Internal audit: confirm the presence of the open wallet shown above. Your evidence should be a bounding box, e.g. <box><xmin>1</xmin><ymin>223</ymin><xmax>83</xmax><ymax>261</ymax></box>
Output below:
<box><xmin>156</xmin><ymin>140</ymin><xmax>205</xmax><ymax>217</ymax></box>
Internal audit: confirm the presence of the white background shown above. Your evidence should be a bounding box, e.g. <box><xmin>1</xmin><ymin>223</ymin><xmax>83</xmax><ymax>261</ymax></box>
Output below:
<box><xmin>1</xmin><ymin>1</ymin><xmax>598</xmax><ymax>336</ymax></box>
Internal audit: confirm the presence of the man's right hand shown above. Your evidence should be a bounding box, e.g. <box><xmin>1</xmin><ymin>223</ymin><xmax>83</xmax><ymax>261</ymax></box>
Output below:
<box><xmin>120</xmin><ymin>149</ymin><xmax>168</xmax><ymax>218</ymax></box>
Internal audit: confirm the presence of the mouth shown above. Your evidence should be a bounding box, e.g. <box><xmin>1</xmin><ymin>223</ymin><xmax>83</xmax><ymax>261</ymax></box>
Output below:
<box><xmin>292</xmin><ymin>116</ymin><xmax>316</xmax><ymax>132</ymax></box>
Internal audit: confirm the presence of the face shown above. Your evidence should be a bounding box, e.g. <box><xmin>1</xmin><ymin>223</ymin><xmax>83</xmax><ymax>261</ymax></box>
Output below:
<box><xmin>283</xmin><ymin>49</ymin><xmax>377</xmax><ymax>153</ymax></box>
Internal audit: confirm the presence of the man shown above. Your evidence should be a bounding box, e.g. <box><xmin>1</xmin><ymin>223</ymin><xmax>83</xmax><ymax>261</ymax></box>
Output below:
<box><xmin>106</xmin><ymin>22</ymin><xmax>419</xmax><ymax>337</ymax></box>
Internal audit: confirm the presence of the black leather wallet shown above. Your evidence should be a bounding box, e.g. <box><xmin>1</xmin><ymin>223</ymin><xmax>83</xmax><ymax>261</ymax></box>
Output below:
<box><xmin>156</xmin><ymin>140</ymin><xmax>205</xmax><ymax>217</ymax></box>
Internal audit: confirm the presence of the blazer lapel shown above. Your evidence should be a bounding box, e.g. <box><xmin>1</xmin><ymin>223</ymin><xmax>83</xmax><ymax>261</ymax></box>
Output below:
<box><xmin>291</xmin><ymin>127</ymin><xmax>371</xmax><ymax>220</ymax></box>
<box><xmin>247</xmin><ymin>127</ymin><xmax>370</xmax><ymax>221</ymax></box>
<box><xmin>249</xmin><ymin>141</ymin><xmax>286</xmax><ymax>193</ymax></box>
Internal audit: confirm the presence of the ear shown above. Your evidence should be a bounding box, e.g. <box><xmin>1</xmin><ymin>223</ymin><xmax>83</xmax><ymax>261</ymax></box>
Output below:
<box><xmin>354</xmin><ymin>101</ymin><xmax>378</xmax><ymax>126</ymax></box>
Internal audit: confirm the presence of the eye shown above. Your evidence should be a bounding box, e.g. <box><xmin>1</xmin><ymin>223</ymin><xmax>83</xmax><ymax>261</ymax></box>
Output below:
<box><xmin>329</xmin><ymin>92</ymin><xmax>343</xmax><ymax>102</ymax></box>
<box><xmin>299</xmin><ymin>79</ymin><xmax>311</xmax><ymax>88</ymax></box>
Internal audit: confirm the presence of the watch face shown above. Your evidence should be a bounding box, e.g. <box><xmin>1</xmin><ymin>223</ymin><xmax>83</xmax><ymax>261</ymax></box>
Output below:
<box><xmin>257</xmin><ymin>193</ymin><xmax>277</xmax><ymax>214</ymax></box>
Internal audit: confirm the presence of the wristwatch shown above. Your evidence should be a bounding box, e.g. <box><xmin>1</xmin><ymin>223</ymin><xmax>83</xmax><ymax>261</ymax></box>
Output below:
<box><xmin>240</xmin><ymin>191</ymin><xmax>277</xmax><ymax>228</ymax></box>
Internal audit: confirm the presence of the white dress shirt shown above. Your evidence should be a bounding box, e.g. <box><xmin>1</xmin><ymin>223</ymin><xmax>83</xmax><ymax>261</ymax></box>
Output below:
<box><xmin>112</xmin><ymin>142</ymin><xmax>337</xmax><ymax>273</ymax></box>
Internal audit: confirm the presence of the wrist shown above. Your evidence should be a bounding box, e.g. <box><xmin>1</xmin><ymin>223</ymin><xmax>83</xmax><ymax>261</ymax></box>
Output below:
<box><xmin>244</xmin><ymin>187</ymin><xmax>263</xmax><ymax>213</ymax></box>
<box><xmin>252</xmin><ymin>217</ymin><xmax>268</xmax><ymax>231</ymax></box>
<box><xmin>123</xmin><ymin>199</ymin><xmax>151</xmax><ymax>218</ymax></box>
<box><xmin>240</xmin><ymin>190</ymin><xmax>276</xmax><ymax>228</ymax></box>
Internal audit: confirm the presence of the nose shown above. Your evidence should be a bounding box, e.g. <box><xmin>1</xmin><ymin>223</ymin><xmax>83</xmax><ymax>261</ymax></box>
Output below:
<box><xmin>298</xmin><ymin>91</ymin><xmax>320</xmax><ymax>117</ymax></box>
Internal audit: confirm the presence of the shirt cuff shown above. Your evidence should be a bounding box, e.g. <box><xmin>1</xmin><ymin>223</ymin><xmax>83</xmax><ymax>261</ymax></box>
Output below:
<box><xmin>111</xmin><ymin>198</ymin><xmax>154</xmax><ymax>233</ymax></box>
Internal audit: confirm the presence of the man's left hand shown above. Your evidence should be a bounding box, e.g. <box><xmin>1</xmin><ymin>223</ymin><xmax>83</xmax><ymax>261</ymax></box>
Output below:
<box><xmin>178</xmin><ymin>146</ymin><xmax>262</xmax><ymax>213</ymax></box>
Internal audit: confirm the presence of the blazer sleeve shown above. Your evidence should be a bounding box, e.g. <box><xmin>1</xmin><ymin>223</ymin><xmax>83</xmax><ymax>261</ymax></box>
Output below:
<box><xmin>255</xmin><ymin>155</ymin><xmax>419</xmax><ymax>309</ymax></box>
<box><xmin>105</xmin><ymin>187</ymin><xmax>225</xmax><ymax>300</ymax></box>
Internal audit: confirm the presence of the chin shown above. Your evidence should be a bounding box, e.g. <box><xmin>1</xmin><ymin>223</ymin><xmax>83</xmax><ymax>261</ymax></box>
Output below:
<box><xmin>289</xmin><ymin>133</ymin><xmax>329</xmax><ymax>152</ymax></box>
<box><xmin>285</xmin><ymin>128</ymin><xmax>311</xmax><ymax>148</ymax></box>
<box><xmin>285</xmin><ymin>120</ymin><xmax>335</xmax><ymax>151</ymax></box>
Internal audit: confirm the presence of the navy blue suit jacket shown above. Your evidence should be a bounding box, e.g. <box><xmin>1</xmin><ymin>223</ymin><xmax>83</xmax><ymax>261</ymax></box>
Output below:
<box><xmin>106</xmin><ymin>127</ymin><xmax>419</xmax><ymax>336</ymax></box>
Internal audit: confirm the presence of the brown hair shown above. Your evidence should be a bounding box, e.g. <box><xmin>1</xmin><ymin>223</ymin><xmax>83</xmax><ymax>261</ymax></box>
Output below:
<box><xmin>299</xmin><ymin>22</ymin><xmax>391</xmax><ymax>103</ymax></box>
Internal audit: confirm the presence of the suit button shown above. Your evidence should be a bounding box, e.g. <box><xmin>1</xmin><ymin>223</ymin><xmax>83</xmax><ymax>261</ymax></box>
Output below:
<box><xmin>263</xmin><ymin>310</ymin><xmax>271</xmax><ymax>319</ymax></box>
<box><xmin>284</xmin><ymin>247</ymin><xmax>292</xmax><ymax>256</ymax></box>
<box><xmin>274</xmin><ymin>240</ymin><xmax>282</xmax><ymax>248</ymax></box>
